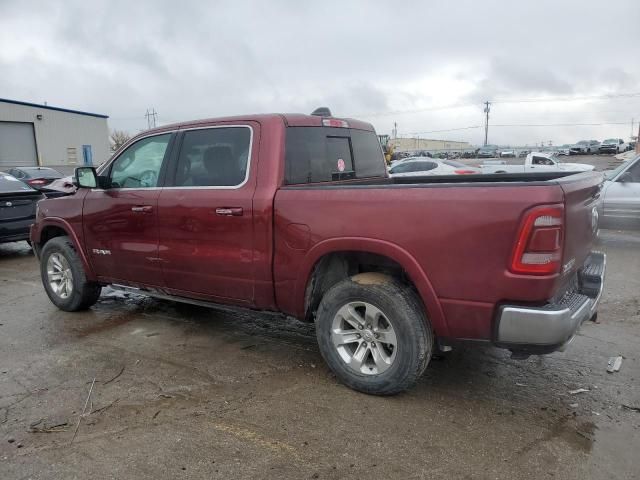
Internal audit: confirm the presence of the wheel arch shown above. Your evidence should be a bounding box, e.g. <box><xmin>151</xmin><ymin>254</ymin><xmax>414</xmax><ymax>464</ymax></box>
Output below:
<box><xmin>295</xmin><ymin>238</ymin><xmax>448</xmax><ymax>336</ymax></box>
<box><xmin>35</xmin><ymin>218</ymin><xmax>97</xmax><ymax>281</ymax></box>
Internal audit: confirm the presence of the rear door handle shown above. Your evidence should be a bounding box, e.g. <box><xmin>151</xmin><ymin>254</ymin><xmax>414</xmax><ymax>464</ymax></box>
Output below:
<box><xmin>215</xmin><ymin>207</ymin><xmax>243</xmax><ymax>216</ymax></box>
<box><xmin>131</xmin><ymin>205</ymin><xmax>153</xmax><ymax>213</ymax></box>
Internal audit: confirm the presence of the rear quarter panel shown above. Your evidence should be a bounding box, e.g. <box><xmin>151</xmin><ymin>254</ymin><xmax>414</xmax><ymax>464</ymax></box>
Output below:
<box><xmin>274</xmin><ymin>183</ymin><xmax>565</xmax><ymax>339</ymax></box>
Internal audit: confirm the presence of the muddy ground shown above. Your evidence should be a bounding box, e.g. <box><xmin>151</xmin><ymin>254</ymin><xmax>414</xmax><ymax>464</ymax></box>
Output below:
<box><xmin>1</xmin><ymin>228</ymin><xmax>639</xmax><ymax>479</ymax></box>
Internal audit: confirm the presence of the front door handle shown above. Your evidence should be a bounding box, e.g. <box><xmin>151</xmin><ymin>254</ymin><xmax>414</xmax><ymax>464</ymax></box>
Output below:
<box><xmin>215</xmin><ymin>207</ymin><xmax>243</xmax><ymax>216</ymax></box>
<box><xmin>131</xmin><ymin>205</ymin><xmax>153</xmax><ymax>213</ymax></box>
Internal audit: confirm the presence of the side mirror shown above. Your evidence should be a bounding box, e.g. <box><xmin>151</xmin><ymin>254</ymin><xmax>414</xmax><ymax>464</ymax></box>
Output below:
<box><xmin>618</xmin><ymin>172</ymin><xmax>633</xmax><ymax>183</ymax></box>
<box><xmin>75</xmin><ymin>167</ymin><xmax>98</xmax><ymax>188</ymax></box>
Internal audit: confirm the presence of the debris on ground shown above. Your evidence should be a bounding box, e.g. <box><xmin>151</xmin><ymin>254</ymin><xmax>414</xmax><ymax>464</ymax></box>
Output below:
<box><xmin>569</xmin><ymin>403</ymin><xmax>579</xmax><ymax>408</ymax></box>
<box><xmin>90</xmin><ymin>398</ymin><xmax>120</xmax><ymax>415</ymax></box>
<box><xmin>607</xmin><ymin>356</ymin><xmax>623</xmax><ymax>373</ymax></box>
<box><xmin>568</xmin><ymin>388</ymin><xmax>590</xmax><ymax>395</ymax></box>
<box><xmin>29</xmin><ymin>418</ymin><xmax>70</xmax><ymax>433</ymax></box>
<box><xmin>102</xmin><ymin>366</ymin><xmax>125</xmax><ymax>385</ymax></box>
<box><xmin>621</xmin><ymin>404</ymin><xmax>640</xmax><ymax>413</ymax></box>
<box><xmin>70</xmin><ymin>378</ymin><xmax>96</xmax><ymax>445</ymax></box>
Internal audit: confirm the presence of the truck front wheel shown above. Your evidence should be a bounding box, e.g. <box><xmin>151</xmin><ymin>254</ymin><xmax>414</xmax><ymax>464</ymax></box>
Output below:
<box><xmin>40</xmin><ymin>236</ymin><xmax>102</xmax><ymax>312</ymax></box>
<box><xmin>315</xmin><ymin>274</ymin><xmax>433</xmax><ymax>395</ymax></box>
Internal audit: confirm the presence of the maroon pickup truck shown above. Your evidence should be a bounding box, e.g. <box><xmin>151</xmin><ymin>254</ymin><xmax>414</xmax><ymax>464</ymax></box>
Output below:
<box><xmin>31</xmin><ymin>110</ymin><xmax>606</xmax><ymax>395</ymax></box>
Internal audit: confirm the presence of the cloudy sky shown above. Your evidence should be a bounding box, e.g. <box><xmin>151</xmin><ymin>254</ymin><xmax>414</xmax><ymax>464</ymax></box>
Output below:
<box><xmin>1</xmin><ymin>0</ymin><xmax>639</xmax><ymax>146</ymax></box>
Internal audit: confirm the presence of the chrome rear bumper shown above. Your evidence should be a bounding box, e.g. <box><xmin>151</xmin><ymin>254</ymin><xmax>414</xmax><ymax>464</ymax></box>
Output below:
<box><xmin>495</xmin><ymin>252</ymin><xmax>605</xmax><ymax>351</ymax></box>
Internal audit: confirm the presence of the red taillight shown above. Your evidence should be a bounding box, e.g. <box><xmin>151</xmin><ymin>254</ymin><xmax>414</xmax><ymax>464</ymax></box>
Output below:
<box><xmin>322</xmin><ymin>118</ymin><xmax>349</xmax><ymax>128</ymax></box>
<box><xmin>454</xmin><ymin>169</ymin><xmax>477</xmax><ymax>174</ymax></box>
<box><xmin>27</xmin><ymin>178</ymin><xmax>47</xmax><ymax>185</ymax></box>
<box><xmin>510</xmin><ymin>205</ymin><xmax>564</xmax><ymax>275</ymax></box>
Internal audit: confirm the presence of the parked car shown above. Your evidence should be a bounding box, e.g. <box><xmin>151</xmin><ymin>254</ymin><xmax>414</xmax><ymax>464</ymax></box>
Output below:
<box><xmin>481</xmin><ymin>152</ymin><xmax>595</xmax><ymax>174</ymax></box>
<box><xmin>0</xmin><ymin>172</ymin><xmax>44</xmax><ymax>244</ymax></box>
<box><xmin>7</xmin><ymin>167</ymin><xmax>64</xmax><ymax>191</ymax></box>
<box><xmin>499</xmin><ymin>149</ymin><xmax>516</xmax><ymax>158</ymax></box>
<box><xmin>31</xmin><ymin>110</ymin><xmax>606</xmax><ymax>395</ymax></box>
<box><xmin>598</xmin><ymin>155</ymin><xmax>640</xmax><ymax>229</ymax></box>
<box><xmin>599</xmin><ymin>138</ymin><xmax>629</xmax><ymax>154</ymax></box>
<box><xmin>570</xmin><ymin>140</ymin><xmax>600</xmax><ymax>155</ymax></box>
<box><xmin>388</xmin><ymin>158</ymin><xmax>479</xmax><ymax>177</ymax></box>
<box><xmin>557</xmin><ymin>144</ymin><xmax>574</xmax><ymax>156</ymax></box>
<box><xmin>476</xmin><ymin>145</ymin><xmax>498</xmax><ymax>158</ymax></box>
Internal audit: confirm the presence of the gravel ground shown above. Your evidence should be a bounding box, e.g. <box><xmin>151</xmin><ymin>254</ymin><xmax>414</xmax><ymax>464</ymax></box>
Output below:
<box><xmin>0</xmin><ymin>163</ymin><xmax>638</xmax><ymax>479</ymax></box>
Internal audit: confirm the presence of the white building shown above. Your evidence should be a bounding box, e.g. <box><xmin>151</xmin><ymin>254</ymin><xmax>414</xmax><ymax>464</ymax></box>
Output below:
<box><xmin>0</xmin><ymin>98</ymin><xmax>110</xmax><ymax>172</ymax></box>
<box><xmin>390</xmin><ymin>137</ymin><xmax>472</xmax><ymax>152</ymax></box>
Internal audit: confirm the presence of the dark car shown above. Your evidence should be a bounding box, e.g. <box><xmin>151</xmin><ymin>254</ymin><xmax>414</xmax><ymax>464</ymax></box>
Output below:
<box><xmin>7</xmin><ymin>167</ymin><xmax>63</xmax><ymax>191</ymax></box>
<box><xmin>0</xmin><ymin>172</ymin><xmax>44</xmax><ymax>244</ymax></box>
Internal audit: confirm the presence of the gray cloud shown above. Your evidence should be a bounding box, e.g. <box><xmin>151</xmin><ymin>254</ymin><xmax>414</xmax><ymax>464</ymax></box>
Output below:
<box><xmin>1</xmin><ymin>0</ymin><xmax>639</xmax><ymax>145</ymax></box>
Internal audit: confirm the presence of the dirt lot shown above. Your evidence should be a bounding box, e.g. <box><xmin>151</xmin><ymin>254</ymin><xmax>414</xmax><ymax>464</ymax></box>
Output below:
<box><xmin>1</xmin><ymin>209</ymin><xmax>639</xmax><ymax>477</ymax></box>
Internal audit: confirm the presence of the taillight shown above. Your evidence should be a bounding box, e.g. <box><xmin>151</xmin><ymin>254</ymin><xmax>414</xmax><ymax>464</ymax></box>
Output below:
<box><xmin>510</xmin><ymin>205</ymin><xmax>564</xmax><ymax>275</ymax></box>
<box><xmin>454</xmin><ymin>169</ymin><xmax>477</xmax><ymax>174</ymax></box>
<box><xmin>27</xmin><ymin>178</ymin><xmax>47</xmax><ymax>185</ymax></box>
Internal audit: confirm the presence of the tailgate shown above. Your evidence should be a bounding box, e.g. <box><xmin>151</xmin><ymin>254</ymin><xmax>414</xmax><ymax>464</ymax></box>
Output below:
<box><xmin>0</xmin><ymin>193</ymin><xmax>41</xmax><ymax>221</ymax></box>
<box><xmin>558</xmin><ymin>172</ymin><xmax>603</xmax><ymax>275</ymax></box>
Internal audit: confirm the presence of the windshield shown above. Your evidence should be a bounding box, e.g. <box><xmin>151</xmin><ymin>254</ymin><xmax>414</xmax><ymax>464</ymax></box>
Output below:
<box><xmin>605</xmin><ymin>156</ymin><xmax>639</xmax><ymax>179</ymax></box>
<box><xmin>22</xmin><ymin>168</ymin><xmax>62</xmax><ymax>179</ymax></box>
<box><xmin>603</xmin><ymin>139</ymin><xmax>617</xmax><ymax>144</ymax></box>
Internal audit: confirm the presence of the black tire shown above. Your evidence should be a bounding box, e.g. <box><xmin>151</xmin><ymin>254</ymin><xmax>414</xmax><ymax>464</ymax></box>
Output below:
<box><xmin>40</xmin><ymin>236</ymin><xmax>102</xmax><ymax>311</ymax></box>
<box><xmin>315</xmin><ymin>274</ymin><xmax>433</xmax><ymax>395</ymax></box>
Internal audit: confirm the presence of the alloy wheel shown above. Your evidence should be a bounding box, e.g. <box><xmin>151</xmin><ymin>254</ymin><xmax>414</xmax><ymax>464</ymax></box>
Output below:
<box><xmin>47</xmin><ymin>252</ymin><xmax>74</xmax><ymax>299</ymax></box>
<box><xmin>331</xmin><ymin>301</ymin><xmax>398</xmax><ymax>375</ymax></box>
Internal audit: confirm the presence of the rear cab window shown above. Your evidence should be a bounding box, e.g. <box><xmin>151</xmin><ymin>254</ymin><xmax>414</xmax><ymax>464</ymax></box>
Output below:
<box><xmin>0</xmin><ymin>174</ymin><xmax>34</xmax><ymax>193</ymax></box>
<box><xmin>285</xmin><ymin>127</ymin><xmax>386</xmax><ymax>184</ymax></box>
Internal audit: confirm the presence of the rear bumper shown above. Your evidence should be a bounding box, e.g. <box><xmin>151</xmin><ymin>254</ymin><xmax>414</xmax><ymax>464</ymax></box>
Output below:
<box><xmin>495</xmin><ymin>252</ymin><xmax>605</xmax><ymax>352</ymax></box>
<box><xmin>0</xmin><ymin>218</ymin><xmax>34</xmax><ymax>244</ymax></box>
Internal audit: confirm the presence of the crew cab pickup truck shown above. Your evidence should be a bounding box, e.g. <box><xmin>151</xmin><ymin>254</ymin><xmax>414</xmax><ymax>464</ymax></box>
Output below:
<box><xmin>31</xmin><ymin>110</ymin><xmax>606</xmax><ymax>395</ymax></box>
<box><xmin>481</xmin><ymin>151</ymin><xmax>595</xmax><ymax>174</ymax></box>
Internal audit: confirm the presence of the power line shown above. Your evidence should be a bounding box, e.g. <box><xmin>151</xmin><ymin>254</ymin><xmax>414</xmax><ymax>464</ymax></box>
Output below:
<box><xmin>493</xmin><ymin>92</ymin><xmax>640</xmax><ymax>104</ymax></box>
<box><xmin>490</xmin><ymin>121</ymin><xmax>630</xmax><ymax>127</ymax></box>
<box><xmin>403</xmin><ymin>120</ymin><xmax>632</xmax><ymax>136</ymax></box>
<box><xmin>354</xmin><ymin>92</ymin><xmax>640</xmax><ymax>118</ymax></box>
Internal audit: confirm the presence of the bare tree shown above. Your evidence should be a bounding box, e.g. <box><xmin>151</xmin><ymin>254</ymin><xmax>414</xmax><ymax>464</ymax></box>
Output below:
<box><xmin>110</xmin><ymin>129</ymin><xmax>131</xmax><ymax>152</ymax></box>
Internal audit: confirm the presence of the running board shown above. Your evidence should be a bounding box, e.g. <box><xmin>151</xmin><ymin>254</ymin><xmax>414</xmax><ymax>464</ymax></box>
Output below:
<box><xmin>110</xmin><ymin>284</ymin><xmax>285</xmax><ymax>319</ymax></box>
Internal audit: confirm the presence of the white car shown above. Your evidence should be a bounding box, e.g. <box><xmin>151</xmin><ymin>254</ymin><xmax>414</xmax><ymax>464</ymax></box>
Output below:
<box><xmin>481</xmin><ymin>152</ymin><xmax>595</xmax><ymax>174</ymax></box>
<box><xmin>388</xmin><ymin>158</ymin><xmax>480</xmax><ymax>177</ymax></box>
<box><xmin>499</xmin><ymin>149</ymin><xmax>516</xmax><ymax>158</ymax></box>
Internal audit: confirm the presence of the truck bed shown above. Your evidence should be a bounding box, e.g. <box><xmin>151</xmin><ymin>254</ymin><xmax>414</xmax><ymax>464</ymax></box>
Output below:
<box><xmin>274</xmin><ymin>170</ymin><xmax>603</xmax><ymax>340</ymax></box>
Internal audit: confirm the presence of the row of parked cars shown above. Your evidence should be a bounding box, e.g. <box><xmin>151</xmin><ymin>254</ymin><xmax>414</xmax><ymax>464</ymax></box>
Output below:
<box><xmin>0</xmin><ymin>167</ymin><xmax>73</xmax><ymax>244</ymax></box>
<box><xmin>557</xmin><ymin>139</ymin><xmax>635</xmax><ymax>156</ymax></box>
<box><xmin>394</xmin><ymin>138</ymin><xmax>636</xmax><ymax>162</ymax></box>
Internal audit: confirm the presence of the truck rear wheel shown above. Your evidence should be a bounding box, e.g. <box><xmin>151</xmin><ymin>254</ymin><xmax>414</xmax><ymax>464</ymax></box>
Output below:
<box><xmin>40</xmin><ymin>236</ymin><xmax>102</xmax><ymax>312</ymax></box>
<box><xmin>315</xmin><ymin>274</ymin><xmax>433</xmax><ymax>395</ymax></box>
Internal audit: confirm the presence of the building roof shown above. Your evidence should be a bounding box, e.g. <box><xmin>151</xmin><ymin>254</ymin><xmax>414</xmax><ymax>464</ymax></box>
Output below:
<box><xmin>0</xmin><ymin>97</ymin><xmax>108</xmax><ymax>119</ymax></box>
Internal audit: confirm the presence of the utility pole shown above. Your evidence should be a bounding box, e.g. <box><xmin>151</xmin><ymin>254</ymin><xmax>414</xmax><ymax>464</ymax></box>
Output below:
<box><xmin>145</xmin><ymin>108</ymin><xmax>158</xmax><ymax>129</ymax></box>
<box><xmin>392</xmin><ymin>122</ymin><xmax>398</xmax><ymax>140</ymax></box>
<box><xmin>483</xmin><ymin>101</ymin><xmax>491</xmax><ymax>146</ymax></box>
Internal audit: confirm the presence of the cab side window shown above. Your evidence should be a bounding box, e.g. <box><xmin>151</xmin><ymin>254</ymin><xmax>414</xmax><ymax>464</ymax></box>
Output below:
<box><xmin>172</xmin><ymin>127</ymin><xmax>251</xmax><ymax>187</ymax></box>
<box><xmin>109</xmin><ymin>134</ymin><xmax>172</xmax><ymax>188</ymax></box>
<box><xmin>626</xmin><ymin>162</ymin><xmax>640</xmax><ymax>182</ymax></box>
